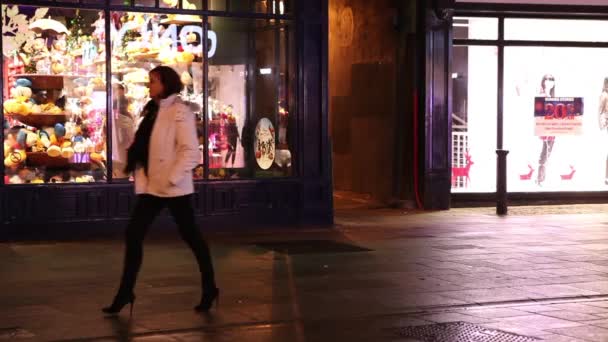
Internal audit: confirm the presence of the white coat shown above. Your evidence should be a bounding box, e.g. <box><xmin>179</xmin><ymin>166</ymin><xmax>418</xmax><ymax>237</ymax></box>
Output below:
<box><xmin>134</xmin><ymin>94</ymin><xmax>199</xmax><ymax>197</ymax></box>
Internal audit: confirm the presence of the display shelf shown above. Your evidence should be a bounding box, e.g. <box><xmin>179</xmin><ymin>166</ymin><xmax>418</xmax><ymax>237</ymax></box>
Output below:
<box><xmin>12</xmin><ymin>73</ymin><xmax>97</xmax><ymax>78</ymax></box>
<box><xmin>130</xmin><ymin>51</ymin><xmax>159</xmax><ymax>60</ymax></box>
<box><xmin>125</xmin><ymin>94</ymin><xmax>148</xmax><ymax>100</ymax></box>
<box><xmin>11</xmin><ymin>73</ymin><xmax>97</xmax><ymax>90</ymax></box>
<box><xmin>69</xmin><ymin>162</ymin><xmax>92</xmax><ymax>171</ymax></box>
<box><xmin>113</xmin><ymin>67</ymin><xmax>142</xmax><ymax>74</ymax></box>
<box><xmin>6</xmin><ymin>113</ymin><xmax>67</xmax><ymax>127</ymax></box>
<box><xmin>26</xmin><ymin>152</ymin><xmax>69</xmax><ymax>168</ymax></box>
<box><xmin>160</xmin><ymin>15</ymin><xmax>202</xmax><ymax>25</ymax></box>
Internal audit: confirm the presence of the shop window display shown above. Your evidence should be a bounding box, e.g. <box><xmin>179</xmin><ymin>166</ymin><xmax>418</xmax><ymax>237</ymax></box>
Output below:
<box><xmin>2</xmin><ymin>6</ymin><xmax>107</xmax><ymax>184</ymax></box>
<box><xmin>208</xmin><ymin>18</ymin><xmax>294</xmax><ymax>179</ymax></box>
<box><xmin>504</xmin><ymin>46</ymin><xmax>608</xmax><ymax>192</ymax></box>
<box><xmin>2</xmin><ymin>3</ymin><xmax>296</xmax><ymax>184</ymax></box>
<box><xmin>453</xmin><ymin>17</ymin><xmax>608</xmax><ymax>193</ymax></box>
<box><xmin>110</xmin><ymin>10</ymin><xmax>204</xmax><ymax>179</ymax></box>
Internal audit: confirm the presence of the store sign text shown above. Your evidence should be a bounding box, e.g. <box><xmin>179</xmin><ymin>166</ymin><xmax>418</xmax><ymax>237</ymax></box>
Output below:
<box><xmin>114</xmin><ymin>21</ymin><xmax>217</xmax><ymax>58</ymax></box>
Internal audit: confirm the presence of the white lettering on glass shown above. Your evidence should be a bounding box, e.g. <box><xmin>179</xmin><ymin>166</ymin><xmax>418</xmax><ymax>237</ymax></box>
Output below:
<box><xmin>114</xmin><ymin>21</ymin><xmax>218</xmax><ymax>58</ymax></box>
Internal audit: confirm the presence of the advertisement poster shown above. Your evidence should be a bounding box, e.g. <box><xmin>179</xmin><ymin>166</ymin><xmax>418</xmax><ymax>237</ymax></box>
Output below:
<box><xmin>534</xmin><ymin>97</ymin><xmax>584</xmax><ymax>136</ymax></box>
<box><xmin>254</xmin><ymin>118</ymin><xmax>275</xmax><ymax>170</ymax></box>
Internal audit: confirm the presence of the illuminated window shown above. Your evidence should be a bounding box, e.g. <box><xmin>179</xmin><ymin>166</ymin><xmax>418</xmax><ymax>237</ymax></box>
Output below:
<box><xmin>2</xmin><ymin>6</ymin><xmax>107</xmax><ymax>184</ymax></box>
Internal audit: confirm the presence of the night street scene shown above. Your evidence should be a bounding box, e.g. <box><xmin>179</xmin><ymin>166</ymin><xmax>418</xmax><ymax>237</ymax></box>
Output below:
<box><xmin>5</xmin><ymin>0</ymin><xmax>608</xmax><ymax>341</ymax></box>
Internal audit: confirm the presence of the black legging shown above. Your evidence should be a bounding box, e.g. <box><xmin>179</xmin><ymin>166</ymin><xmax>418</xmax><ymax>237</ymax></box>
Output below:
<box><xmin>116</xmin><ymin>194</ymin><xmax>216</xmax><ymax>296</ymax></box>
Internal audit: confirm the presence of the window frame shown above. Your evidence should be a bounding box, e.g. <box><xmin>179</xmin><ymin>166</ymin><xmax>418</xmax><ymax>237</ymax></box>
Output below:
<box><xmin>452</xmin><ymin>9</ymin><xmax>608</xmax><ymax>194</ymax></box>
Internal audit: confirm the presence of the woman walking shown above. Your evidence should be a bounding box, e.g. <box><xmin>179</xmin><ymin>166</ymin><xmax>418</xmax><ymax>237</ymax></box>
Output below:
<box><xmin>102</xmin><ymin>66</ymin><xmax>219</xmax><ymax>315</ymax></box>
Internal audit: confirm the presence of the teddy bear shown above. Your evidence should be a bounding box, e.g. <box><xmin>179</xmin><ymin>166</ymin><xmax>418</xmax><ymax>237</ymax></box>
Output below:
<box><xmin>50</xmin><ymin>35</ymin><xmax>68</xmax><ymax>74</ymax></box>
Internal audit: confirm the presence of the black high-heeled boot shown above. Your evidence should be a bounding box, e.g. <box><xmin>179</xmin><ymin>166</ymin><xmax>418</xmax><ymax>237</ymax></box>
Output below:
<box><xmin>102</xmin><ymin>293</ymin><xmax>136</xmax><ymax>316</ymax></box>
<box><xmin>194</xmin><ymin>288</ymin><xmax>219</xmax><ymax>312</ymax></box>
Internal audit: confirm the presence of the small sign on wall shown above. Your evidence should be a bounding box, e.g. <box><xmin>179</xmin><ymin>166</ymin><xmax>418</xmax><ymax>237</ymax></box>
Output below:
<box><xmin>254</xmin><ymin>118</ymin><xmax>275</xmax><ymax>170</ymax></box>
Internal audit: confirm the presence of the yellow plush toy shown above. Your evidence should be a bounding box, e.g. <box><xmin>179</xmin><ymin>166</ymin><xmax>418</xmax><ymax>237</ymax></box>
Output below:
<box><xmin>47</xmin><ymin>145</ymin><xmax>61</xmax><ymax>157</ymax></box>
<box><xmin>90</xmin><ymin>152</ymin><xmax>104</xmax><ymax>162</ymax></box>
<box><xmin>61</xmin><ymin>146</ymin><xmax>74</xmax><ymax>159</ymax></box>
<box><xmin>60</xmin><ymin>140</ymin><xmax>73</xmax><ymax>158</ymax></box>
<box><xmin>4</xmin><ymin>99</ymin><xmax>29</xmax><ymax>115</ymax></box>
<box><xmin>4</xmin><ymin>150</ymin><xmax>26</xmax><ymax>167</ymax></box>
<box><xmin>176</xmin><ymin>51</ymin><xmax>195</xmax><ymax>64</ymax></box>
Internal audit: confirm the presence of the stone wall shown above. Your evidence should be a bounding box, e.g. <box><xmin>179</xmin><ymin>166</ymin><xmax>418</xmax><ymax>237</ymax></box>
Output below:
<box><xmin>329</xmin><ymin>0</ymin><xmax>416</xmax><ymax>204</ymax></box>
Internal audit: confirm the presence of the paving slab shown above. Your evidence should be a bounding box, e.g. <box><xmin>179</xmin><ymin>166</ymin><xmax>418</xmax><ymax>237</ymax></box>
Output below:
<box><xmin>6</xmin><ymin>202</ymin><xmax>608</xmax><ymax>341</ymax></box>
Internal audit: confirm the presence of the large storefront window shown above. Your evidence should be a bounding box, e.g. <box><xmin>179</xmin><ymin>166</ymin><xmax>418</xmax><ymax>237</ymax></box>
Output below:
<box><xmin>453</xmin><ymin>16</ymin><xmax>608</xmax><ymax>193</ymax></box>
<box><xmin>2</xmin><ymin>3</ymin><xmax>295</xmax><ymax>185</ymax></box>
<box><xmin>208</xmin><ymin>17</ymin><xmax>294</xmax><ymax>179</ymax></box>
<box><xmin>505</xmin><ymin>46</ymin><xmax>608</xmax><ymax>192</ymax></box>
<box><xmin>2</xmin><ymin>6</ymin><xmax>107</xmax><ymax>184</ymax></box>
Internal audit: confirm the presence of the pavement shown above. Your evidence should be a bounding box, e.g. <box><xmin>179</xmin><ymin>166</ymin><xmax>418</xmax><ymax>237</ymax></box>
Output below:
<box><xmin>5</xmin><ymin>193</ymin><xmax>608</xmax><ymax>341</ymax></box>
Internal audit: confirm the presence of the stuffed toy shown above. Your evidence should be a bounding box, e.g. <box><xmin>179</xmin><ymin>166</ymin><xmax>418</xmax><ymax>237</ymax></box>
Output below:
<box><xmin>49</xmin><ymin>175</ymin><xmax>63</xmax><ymax>183</ymax></box>
<box><xmin>54</xmin><ymin>123</ymin><xmax>66</xmax><ymax>138</ymax></box>
<box><xmin>47</xmin><ymin>145</ymin><xmax>61</xmax><ymax>158</ymax></box>
<box><xmin>9</xmin><ymin>175</ymin><xmax>23</xmax><ymax>184</ymax></box>
<box><xmin>60</xmin><ymin>140</ymin><xmax>74</xmax><ymax>159</ymax></box>
<box><xmin>39</xmin><ymin>129</ymin><xmax>51</xmax><ymax>149</ymax></box>
<box><xmin>25</xmin><ymin>131</ymin><xmax>38</xmax><ymax>148</ymax></box>
<box><xmin>4</xmin><ymin>149</ymin><xmax>26</xmax><ymax>167</ymax></box>
<box><xmin>11</xmin><ymin>85</ymin><xmax>33</xmax><ymax>99</ymax></box>
<box><xmin>18</xmin><ymin>168</ymin><xmax>35</xmax><ymax>182</ymax></box>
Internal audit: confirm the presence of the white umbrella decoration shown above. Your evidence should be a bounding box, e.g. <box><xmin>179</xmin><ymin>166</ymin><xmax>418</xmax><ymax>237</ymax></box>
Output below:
<box><xmin>29</xmin><ymin>18</ymin><xmax>70</xmax><ymax>36</ymax></box>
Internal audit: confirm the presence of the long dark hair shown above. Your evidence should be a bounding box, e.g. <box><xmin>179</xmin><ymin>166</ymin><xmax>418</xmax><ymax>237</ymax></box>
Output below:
<box><xmin>150</xmin><ymin>65</ymin><xmax>183</xmax><ymax>99</ymax></box>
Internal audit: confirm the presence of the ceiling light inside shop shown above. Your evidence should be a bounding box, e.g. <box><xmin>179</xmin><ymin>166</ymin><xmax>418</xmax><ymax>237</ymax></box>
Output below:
<box><xmin>271</xmin><ymin>1</ymin><xmax>285</xmax><ymax>14</ymax></box>
<box><xmin>260</xmin><ymin>68</ymin><xmax>272</xmax><ymax>75</ymax></box>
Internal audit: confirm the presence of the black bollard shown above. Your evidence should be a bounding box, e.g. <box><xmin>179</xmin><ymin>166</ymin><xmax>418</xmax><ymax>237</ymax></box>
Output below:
<box><xmin>496</xmin><ymin>149</ymin><xmax>509</xmax><ymax>215</ymax></box>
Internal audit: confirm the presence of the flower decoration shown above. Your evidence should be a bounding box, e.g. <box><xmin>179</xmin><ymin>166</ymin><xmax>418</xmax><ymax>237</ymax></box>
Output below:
<box><xmin>2</xmin><ymin>6</ymin><xmax>48</xmax><ymax>57</ymax></box>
